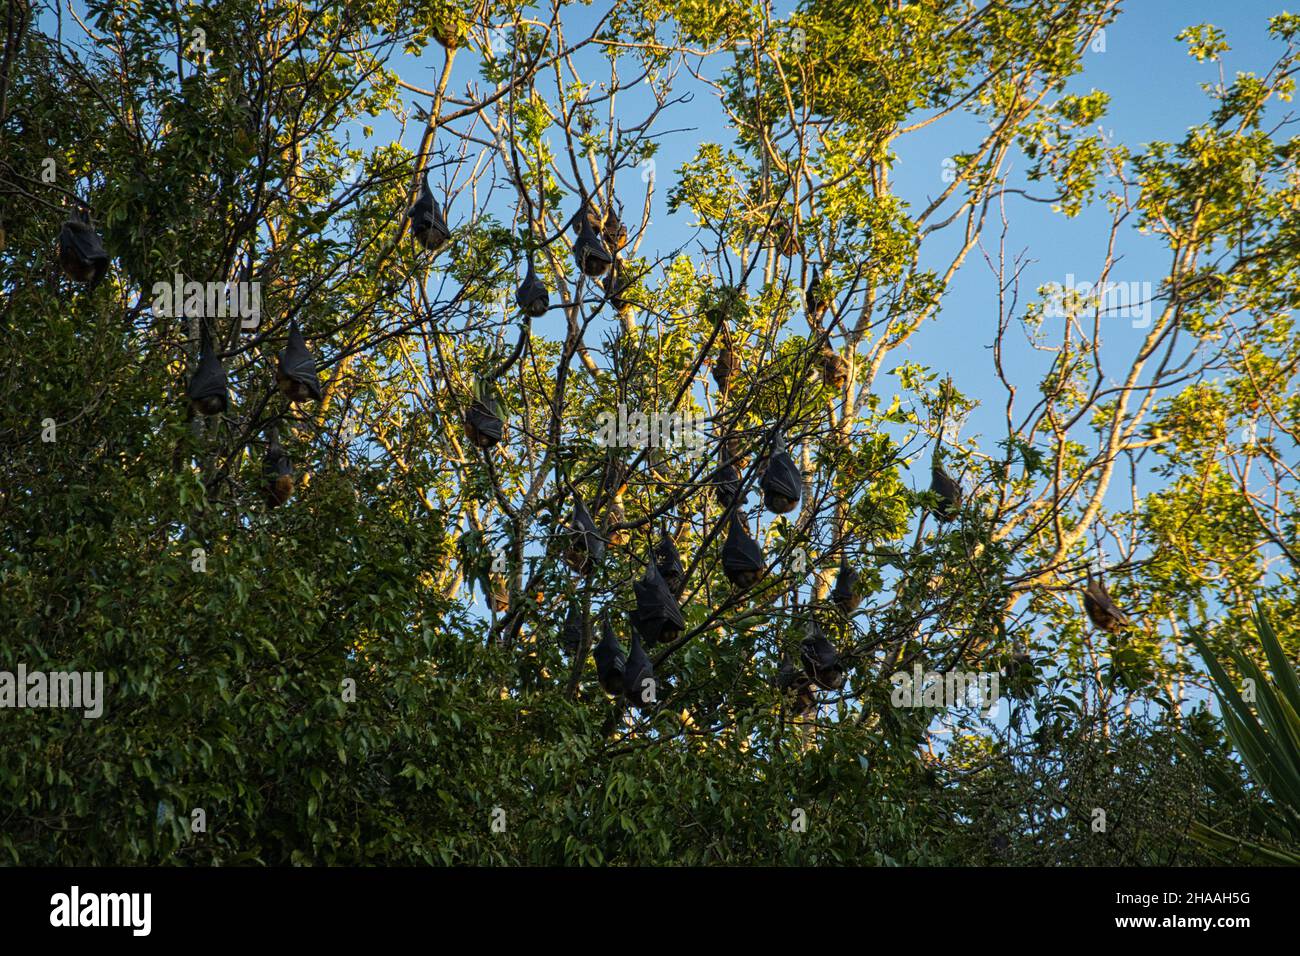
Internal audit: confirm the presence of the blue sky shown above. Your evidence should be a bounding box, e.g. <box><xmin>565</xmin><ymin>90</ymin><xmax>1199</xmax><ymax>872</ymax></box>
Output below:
<box><xmin>894</xmin><ymin>2</ymin><xmax>1285</xmax><ymax>461</ymax></box>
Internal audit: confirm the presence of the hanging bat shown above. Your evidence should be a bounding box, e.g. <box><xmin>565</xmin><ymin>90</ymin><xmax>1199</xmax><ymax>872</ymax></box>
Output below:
<box><xmin>929</xmin><ymin>464</ymin><xmax>962</xmax><ymax>523</ymax></box>
<box><xmin>653</xmin><ymin>534</ymin><xmax>686</xmax><ymax>597</ymax></box>
<box><xmin>1083</xmin><ymin>570</ymin><xmax>1132</xmax><ymax>632</ymax></box>
<box><xmin>562</xmin><ymin>495</ymin><xmax>607</xmax><ymax>574</ymax></box>
<box><xmin>721</xmin><ymin>510</ymin><xmax>766</xmax><ymax>589</ymax></box>
<box><xmin>772</xmin><ymin>216</ymin><xmax>800</xmax><ymax>258</ymax></box>
<box><xmin>801</xmin><ymin>622</ymin><xmax>846</xmax><ymax>691</ymax></box>
<box><xmin>431</xmin><ymin>7</ymin><xmax>465</xmax><ymax>48</ymax></box>
<box><xmin>760</xmin><ymin>431</ymin><xmax>802</xmax><ymax>514</ymax></box>
<box><xmin>595</xmin><ymin>455</ymin><xmax>629</xmax><ymax>504</ymax></box>
<box><xmin>572</xmin><ymin>217</ymin><xmax>612</xmax><ymax>278</ymax></box>
<box><xmin>592</xmin><ymin>490</ymin><xmax>625</xmax><ymax>547</ymax></box>
<box><xmin>830</xmin><ymin>553</ymin><xmax>861</xmax><ymax>615</ymax></box>
<box><xmin>408</xmin><ymin>172</ymin><xmax>450</xmax><ymax>252</ymax></box>
<box><xmin>488</xmin><ymin>575</ymin><xmax>510</xmax><ymax>614</ymax></box>
<box><xmin>187</xmin><ymin>324</ymin><xmax>228</xmax><ymax>417</ymax></box>
<box><xmin>515</xmin><ymin>260</ymin><xmax>549</xmax><ymax>318</ymax></box>
<box><xmin>263</xmin><ymin>434</ymin><xmax>294</xmax><ymax>508</ymax></box>
<box><xmin>633</xmin><ymin>557</ymin><xmax>685</xmax><ymax>646</ymax></box>
<box><xmin>776</xmin><ymin>658</ymin><xmax>817</xmax><ymax>717</ymax></box>
<box><xmin>712</xmin><ymin>341</ymin><xmax>737</xmax><ymax>392</ymax></box>
<box><xmin>713</xmin><ymin>456</ymin><xmax>744</xmax><ymax>509</ymax></box>
<box><xmin>593</xmin><ymin>615</ymin><xmax>627</xmax><ymax>696</ymax></box>
<box><xmin>233</xmin><ymin>89</ymin><xmax>258</xmax><ymax>155</ymax></box>
<box><xmin>603</xmin><ymin>256</ymin><xmax>635</xmax><ymax>313</ymax></box>
<box><xmin>805</xmin><ymin>265</ymin><xmax>828</xmax><ymax>325</ymax></box>
<box><xmin>723</xmin><ymin>436</ymin><xmax>747</xmax><ymax>469</ymax></box>
<box><xmin>594</xmin><ymin>456</ymin><xmax>630</xmax><ymax>545</ymax></box>
<box><xmin>464</xmin><ymin>396</ymin><xmax>505</xmax><ymax>449</ymax></box>
<box><xmin>561</xmin><ymin>599</ymin><xmax>585</xmax><ymax>656</ymax></box>
<box><xmin>276</xmin><ymin>321</ymin><xmax>323</xmax><ymax>404</ymax></box>
<box><xmin>821</xmin><ymin>347</ymin><xmax>849</xmax><ymax>390</ymax></box>
<box><xmin>622</xmin><ymin>629</ymin><xmax>656</xmax><ymax>712</ymax></box>
<box><xmin>57</xmin><ymin>209</ymin><xmax>109</xmax><ymax>288</ymax></box>
<box><xmin>570</xmin><ymin>202</ymin><xmax>604</xmax><ymax>236</ymax></box>
<box><xmin>601</xmin><ymin>203</ymin><xmax>628</xmax><ymax>253</ymax></box>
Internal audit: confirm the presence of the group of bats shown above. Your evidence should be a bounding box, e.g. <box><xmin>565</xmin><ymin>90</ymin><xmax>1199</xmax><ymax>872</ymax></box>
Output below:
<box><xmin>59</xmin><ymin>202</ymin><xmax>322</xmax><ymax>509</ymax></box>
<box><xmin>54</xmin><ymin>167</ymin><xmax>1133</xmax><ymax>718</ymax></box>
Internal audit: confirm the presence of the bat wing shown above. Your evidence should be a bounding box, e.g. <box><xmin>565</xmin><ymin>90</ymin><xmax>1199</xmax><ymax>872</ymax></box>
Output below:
<box><xmin>61</xmin><ymin>221</ymin><xmax>108</xmax><ymax>264</ymax></box>
<box><xmin>634</xmin><ymin>565</ymin><xmax>685</xmax><ymax>638</ymax></box>
<box><xmin>467</xmin><ymin>403</ymin><xmax>503</xmax><ymax>443</ymax></box>
<box><xmin>187</xmin><ymin>352</ymin><xmax>228</xmax><ymax>401</ymax></box>
<box><xmin>562</xmin><ymin>603</ymin><xmax>585</xmax><ymax>653</ymax></box>
<box><xmin>802</xmin><ymin>634</ymin><xmax>843</xmax><ymax>688</ymax></box>
<box><xmin>573</xmin><ymin>223</ymin><xmax>612</xmax><ymax>274</ymax></box>
<box><xmin>722</xmin><ymin>530</ymin><xmax>764</xmax><ymax>573</ymax></box>
<box><xmin>262</xmin><ymin>448</ymin><xmax>291</xmax><ymax>480</ymax></box>
<box><xmin>593</xmin><ymin>626</ymin><xmax>627</xmax><ymax>685</ymax></box>
<box><xmin>714</xmin><ymin>462</ymin><xmax>740</xmax><ymax>499</ymax></box>
<box><xmin>408</xmin><ymin>177</ymin><xmax>435</xmax><ymax>225</ymax></box>
<box><xmin>279</xmin><ymin>326</ymin><xmax>323</xmax><ymax>398</ymax></box>
<box><xmin>831</xmin><ymin>562</ymin><xmax>860</xmax><ymax>608</ymax></box>
<box><xmin>61</xmin><ymin>221</ymin><xmax>110</xmax><ymax>288</ymax></box>
<box><xmin>430</xmin><ymin>200</ymin><xmax>449</xmax><ymax>234</ymax></box>
<box><xmin>1086</xmin><ymin>581</ymin><xmax>1131</xmax><ymax>628</ymax></box>
<box><xmin>653</xmin><ymin>536</ymin><xmax>685</xmax><ymax>591</ymax></box>
<box><xmin>801</xmin><ymin>633</ymin><xmax>837</xmax><ymax>670</ymax></box>
<box><xmin>931</xmin><ymin>467</ymin><xmax>962</xmax><ymax>503</ymax></box>
<box><xmin>280</xmin><ymin>354</ymin><xmax>323</xmax><ymax>399</ymax></box>
<box><xmin>408</xmin><ymin>204</ymin><xmax>433</xmax><ymax>231</ymax></box>
<box><xmin>572</xmin><ymin>500</ymin><xmax>606</xmax><ymax>562</ymax></box>
<box><xmin>89</xmin><ymin>258</ymin><xmax>108</xmax><ymax>289</ymax></box>
<box><xmin>763</xmin><ymin>452</ymin><xmax>802</xmax><ymax>499</ymax></box>
<box><xmin>623</xmin><ymin>635</ymin><xmax>653</xmax><ymax>697</ymax></box>
<box><xmin>516</xmin><ymin>267</ymin><xmax>548</xmax><ymax>315</ymax></box>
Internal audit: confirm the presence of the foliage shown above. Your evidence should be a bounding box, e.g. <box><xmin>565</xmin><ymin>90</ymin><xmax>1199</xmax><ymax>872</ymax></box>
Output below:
<box><xmin>1180</xmin><ymin>607</ymin><xmax>1300</xmax><ymax>865</ymax></box>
